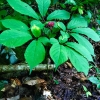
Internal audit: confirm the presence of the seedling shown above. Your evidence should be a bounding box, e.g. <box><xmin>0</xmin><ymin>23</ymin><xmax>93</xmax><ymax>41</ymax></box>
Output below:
<box><xmin>82</xmin><ymin>85</ymin><xmax>92</xmax><ymax>97</ymax></box>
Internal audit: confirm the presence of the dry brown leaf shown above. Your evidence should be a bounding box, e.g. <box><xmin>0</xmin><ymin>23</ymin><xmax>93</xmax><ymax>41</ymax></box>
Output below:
<box><xmin>66</xmin><ymin>62</ymin><xmax>72</xmax><ymax>68</ymax></box>
<box><xmin>80</xmin><ymin>73</ymin><xmax>87</xmax><ymax>81</ymax></box>
<box><xmin>74</xmin><ymin>73</ymin><xmax>87</xmax><ymax>81</ymax></box>
<box><xmin>11</xmin><ymin>78</ymin><xmax>22</xmax><ymax>86</ymax></box>
<box><xmin>24</xmin><ymin>78</ymin><xmax>45</xmax><ymax>86</ymax></box>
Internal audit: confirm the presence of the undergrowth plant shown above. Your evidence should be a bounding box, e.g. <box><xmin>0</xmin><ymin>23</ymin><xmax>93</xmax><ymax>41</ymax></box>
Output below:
<box><xmin>0</xmin><ymin>0</ymin><xmax>100</xmax><ymax>75</ymax></box>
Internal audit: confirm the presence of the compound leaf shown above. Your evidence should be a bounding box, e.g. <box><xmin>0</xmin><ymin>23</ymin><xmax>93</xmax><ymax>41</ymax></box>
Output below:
<box><xmin>50</xmin><ymin>43</ymin><xmax>68</xmax><ymax>67</ymax></box>
<box><xmin>36</xmin><ymin>0</ymin><xmax>51</xmax><ymax>17</ymax></box>
<box><xmin>0</xmin><ymin>29</ymin><xmax>32</xmax><ymax>47</ymax></box>
<box><xmin>2</xmin><ymin>19</ymin><xmax>29</xmax><ymax>31</ymax></box>
<box><xmin>71</xmin><ymin>33</ymin><xmax>95</xmax><ymax>56</ymax></box>
<box><xmin>65</xmin><ymin>46</ymin><xmax>90</xmax><ymax>75</ymax></box>
<box><xmin>47</xmin><ymin>10</ymin><xmax>70</xmax><ymax>20</ymax></box>
<box><xmin>7</xmin><ymin>0</ymin><xmax>39</xmax><ymax>19</ymax></box>
<box><xmin>24</xmin><ymin>40</ymin><xmax>45</xmax><ymax>71</ymax></box>
<box><xmin>67</xmin><ymin>16</ymin><xmax>87</xmax><ymax>29</ymax></box>
<box><xmin>66</xmin><ymin>42</ymin><xmax>93</xmax><ymax>61</ymax></box>
<box><xmin>72</xmin><ymin>28</ymin><xmax>100</xmax><ymax>41</ymax></box>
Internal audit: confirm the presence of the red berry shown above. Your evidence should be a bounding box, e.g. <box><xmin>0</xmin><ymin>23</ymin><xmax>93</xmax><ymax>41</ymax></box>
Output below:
<box><xmin>47</xmin><ymin>22</ymin><xmax>54</xmax><ymax>27</ymax></box>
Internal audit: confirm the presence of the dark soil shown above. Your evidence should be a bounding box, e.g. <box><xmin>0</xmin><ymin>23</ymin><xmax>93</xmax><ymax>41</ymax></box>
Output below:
<box><xmin>1</xmin><ymin>43</ymin><xmax>100</xmax><ymax>100</ymax></box>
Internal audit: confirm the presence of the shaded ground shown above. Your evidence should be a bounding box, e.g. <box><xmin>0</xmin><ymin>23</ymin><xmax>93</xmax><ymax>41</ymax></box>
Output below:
<box><xmin>0</xmin><ymin>43</ymin><xmax>100</xmax><ymax>100</ymax></box>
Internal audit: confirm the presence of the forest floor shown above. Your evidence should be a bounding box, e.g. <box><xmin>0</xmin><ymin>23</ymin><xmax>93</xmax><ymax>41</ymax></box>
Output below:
<box><xmin>0</xmin><ymin>42</ymin><xmax>100</xmax><ymax>100</ymax></box>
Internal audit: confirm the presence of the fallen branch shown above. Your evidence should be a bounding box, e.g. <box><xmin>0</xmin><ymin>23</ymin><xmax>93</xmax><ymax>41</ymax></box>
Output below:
<box><xmin>0</xmin><ymin>63</ymin><xmax>56</xmax><ymax>73</ymax></box>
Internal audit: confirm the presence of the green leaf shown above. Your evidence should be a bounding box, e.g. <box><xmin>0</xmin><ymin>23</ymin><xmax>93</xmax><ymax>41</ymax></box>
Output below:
<box><xmin>88</xmin><ymin>76</ymin><xmax>100</xmax><ymax>84</ymax></box>
<box><xmin>50</xmin><ymin>38</ymin><xmax>59</xmax><ymax>44</ymax></box>
<box><xmin>50</xmin><ymin>43</ymin><xmax>68</xmax><ymax>67</ymax></box>
<box><xmin>82</xmin><ymin>85</ymin><xmax>88</xmax><ymax>92</ymax></box>
<box><xmin>66</xmin><ymin>42</ymin><xmax>93</xmax><ymax>61</ymax></box>
<box><xmin>97</xmin><ymin>84</ymin><xmax>100</xmax><ymax>89</ymax></box>
<box><xmin>54</xmin><ymin>80</ymin><xmax>59</xmax><ymax>84</ymax></box>
<box><xmin>30</xmin><ymin>20</ymin><xmax>44</xmax><ymax>29</ymax></box>
<box><xmin>0</xmin><ymin>29</ymin><xmax>32</xmax><ymax>47</ymax></box>
<box><xmin>72</xmin><ymin>28</ymin><xmax>100</xmax><ymax>41</ymax></box>
<box><xmin>65</xmin><ymin>46</ymin><xmax>90</xmax><ymax>75</ymax></box>
<box><xmin>67</xmin><ymin>16</ymin><xmax>87</xmax><ymax>29</ymax></box>
<box><xmin>86</xmin><ymin>91</ymin><xmax>92</xmax><ymax>97</ymax></box>
<box><xmin>24</xmin><ymin>40</ymin><xmax>45</xmax><ymax>70</ymax></box>
<box><xmin>78</xmin><ymin>8</ymin><xmax>83</xmax><ymax>15</ymax></box>
<box><xmin>38</xmin><ymin>37</ymin><xmax>50</xmax><ymax>46</ymax></box>
<box><xmin>47</xmin><ymin>10</ymin><xmax>70</xmax><ymax>20</ymax></box>
<box><xmin>86</xmin><ymin>10</ymin><xmax>92</xmax><ymax>19</ymax></box>
<box><xmin>7</xmin><ymin>0</ymin><xmax>39</xmax><ymax>19</ymax></box>
<box><xmin>71</xmin><ymin>33</ymin><xmax>95</xmax><ymax>56</ymax></box>
<box><xmin>2</xmin><ymin>19</ymin><xmax>29</xmax><ymax>31</ymax></box>
<box><xmin>36</xmin><ymin>0</ymin><xmax>51</xmax><ymax>17</ymax></box>
<box><xmin>57</xmin><ymin>22</ymin><xmax>66</xmax><ymax>31</ymax></box>
<box><xmin>65</xmin><ymin>0</ymin><xmax>76</xmax><ymax>5</ymax></box>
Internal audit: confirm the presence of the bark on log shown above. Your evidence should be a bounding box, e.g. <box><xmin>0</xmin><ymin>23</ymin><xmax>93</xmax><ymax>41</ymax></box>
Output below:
<box><xmin>0</xmin><ymin>63</ymin><xmax>56</xmax><ymax>73</ymax></box>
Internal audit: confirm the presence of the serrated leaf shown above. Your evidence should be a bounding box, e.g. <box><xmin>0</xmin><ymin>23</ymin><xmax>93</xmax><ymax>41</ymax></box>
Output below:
<box><xmin>50</xmin><ymin>38</ymin><xmax>58</xmax><ymax>44</ymax></box>
<box><xmin>0</xmin><ymin>29</ymin><xmax>32</xmax><ymax>47</ymax></box>
<box><xmin>67</xmin><ymin>16</ymin><xmax>87</xmax><ymax>29</ymax></box>
<box><xmin>50</xmin><ymin>43</ymin><xmax>68</xmax><ymax>67</ymax></box>
<box><xmin>72</xmin><ymin>28</ymin><xmax>100</xmax><ymax>41</ymax></box>
<box><xmin>2</xmin><ymin>19</ymin><xmax>29</xmax><ymax>31</ymax></box>
<box><xmin>71</xmin><ymin>33</ymin><xmax>95</xmax><ymax>56</ymax></box>
<box><xmin>47</xmin><ymin>10</ymin><xmax>70</xmax><ymax>20</ymax></box>
<box><xmin>57</xmin><ymin>22</ymin><xmax>66</xmax><ymax>31</ymax></box>
<box><xmin>36</xmin><ymin>0</ymin><xmax>51</xmax><ymax>17</ymax></box>
<box><xmin>65</xmin><ymin>46</ymin><xmax>90</xmax><ymax>75</ymax></box>
<box><xmin>38</xmin><ymin>37</ymin><xmax>50</xmax><ymax>46</ymax></box>
<box><xmin>7</xmin><ymin>0</ymin><xmax>39</xmax><ymax>19</ymax></box>
<box><xmin>24</xmin><ymin>40</ymin><xmax>45</xmax><ymax>71</ymax></box>
<box><xmin>88</xmin><ymin>76</ymin><xmax>100</xmax><ymax>84</ymax></box>
<box><xmin>30</xmin><ymin>20</ymin><xmax>44</xmax><ymax>29</ymax></box>
<box><xmin>66</xmin><ymin>42</ymin><xmax>93</xmax><ymax>61</ymax></box>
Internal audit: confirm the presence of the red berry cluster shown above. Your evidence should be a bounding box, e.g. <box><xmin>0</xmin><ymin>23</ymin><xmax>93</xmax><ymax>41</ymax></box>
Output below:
<box><xmin>47</xmin><ymin>22</ymin><xmax>54</xmax><ymax>27</ymax></box>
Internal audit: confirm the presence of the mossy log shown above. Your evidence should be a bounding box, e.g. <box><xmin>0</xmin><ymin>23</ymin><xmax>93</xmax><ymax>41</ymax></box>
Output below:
<box><xmin>0</xmin><ymin>63</ymin><xmax>56</xmax><ymax>79</ymax></box>
<box><xmin>0</xmin><ymin>63</ymin><xmax>56</xmax><ymax>73</ymax></box>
